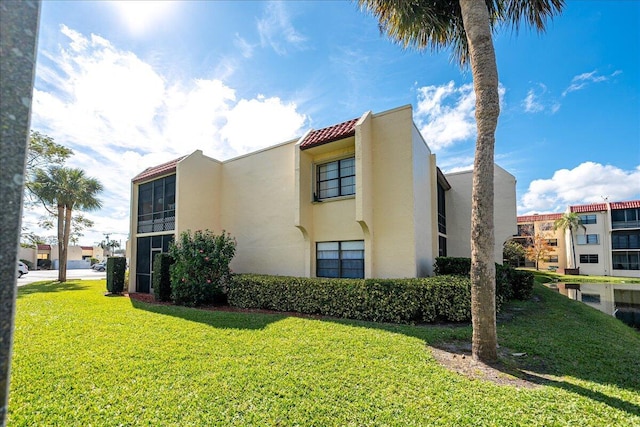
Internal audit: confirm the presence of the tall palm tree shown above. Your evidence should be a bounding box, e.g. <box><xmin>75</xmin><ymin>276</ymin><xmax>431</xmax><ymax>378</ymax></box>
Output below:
<box><xmin>554</xmin><ymin>211</ymin><xmax>585</xmax><ymax>269</ymax></box>
<box><xmin>31</xmin><ymin>167</ymin><xmax>103</xmax><ymax>282</ymax></box>
<box><xmin>357</xmin><ymin>0</ymin><xmax>564</xmax><ymax>362</ymax></box>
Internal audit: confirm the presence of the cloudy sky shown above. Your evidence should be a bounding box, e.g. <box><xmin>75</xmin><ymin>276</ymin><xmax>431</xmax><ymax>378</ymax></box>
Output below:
<box><xmin>26</xmin><ymin>1</ymin><xmax>640</xmax><ymax>246</ymax></box>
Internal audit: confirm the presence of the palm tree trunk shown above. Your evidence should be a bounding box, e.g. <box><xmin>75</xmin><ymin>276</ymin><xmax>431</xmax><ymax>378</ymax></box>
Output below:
<box><xmin>60</xmin><ymin>206</ymin><xmax>73</xmax><ymax>282</ymax></box>
<box><xmin>57</xmin><ymin>204</ymin><xmax>65</xmax><ymax>282</ymax></box>
<box><xmin>460</xmin><ymin>0</ymin><xmax>499</xmax><ymax>363</ymax></box>
<box><xmin>569</xmin><ymin>226</ymin><xmax>577</xmax><ymax>268</ymax></box>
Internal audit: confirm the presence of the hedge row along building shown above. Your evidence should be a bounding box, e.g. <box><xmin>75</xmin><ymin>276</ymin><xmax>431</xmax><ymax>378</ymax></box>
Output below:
<box><xmin>128</xmin><ymin>105</ymin><xmax>517</xmax><ymax>293</ymax></box>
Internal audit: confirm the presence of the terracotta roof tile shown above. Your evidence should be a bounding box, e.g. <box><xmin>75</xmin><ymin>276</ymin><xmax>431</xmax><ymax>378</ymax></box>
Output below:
<box><xmin>570</xmin><ymin>203</ymin><xmax>608</xmax><ymax>213</ymax></box>
<box><xmin>132</xmin><ymin>155</ymin><xmax>187</xmax><ymax>183</ymax></box>
<box><xmin>610</xmin><ymin>200</ymin><xmax>640</xmax><ymax>210</ymax></box>
<box><xmin>517</xmin><ymin>213</ymin><xmax>563</xmax><ymax>223</ymax></box>
<box><xmin>37</xmin><ymin>244</ymin><xmax>51</xmax><ymax>250</ymax></box>
<box><xmin>300</xmin><ymin>118</ymin><xmax>358</xmax><ymax>150</ymax></box>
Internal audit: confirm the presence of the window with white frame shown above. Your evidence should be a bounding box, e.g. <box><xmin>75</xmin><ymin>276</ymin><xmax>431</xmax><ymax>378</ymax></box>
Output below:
<box><xmin>316</xmin><ymin>240</ymin><xmax>364</xmax><ymax>278</ymax></box>
<box><xmin>316</xmin><ymin>157</ymin><xmax>355</xmax><ymax>200</ymax></box>
<box><xmin>577</xmin><ymin>234</ymin><xmax>599</xmax><ymax>245</ymax></box>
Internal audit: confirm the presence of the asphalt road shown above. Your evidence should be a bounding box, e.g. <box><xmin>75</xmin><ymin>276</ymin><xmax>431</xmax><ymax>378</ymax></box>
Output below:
<box><xmin>17</xmin><ymin>268</ymin><xmax>106</xmax><ymax>285</ymax></box>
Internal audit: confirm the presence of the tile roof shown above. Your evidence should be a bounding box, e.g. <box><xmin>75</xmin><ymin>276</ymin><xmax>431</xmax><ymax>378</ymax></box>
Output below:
<box><xmin>299</xmin><ymin>118</ymin><xmax>359</xmax><ymax>150</ymax></box>
<box><xmin>81</xmin><ymin>246</ymin><xmax>94</xmax><ymax>250</ymax></box>
<box><xmin>570</xmin><ymin>203</ymin><xmax>608</xmax><ymax>213</ymax></box>
<box><xmin>517</xmin><ymin>213</ymin><xmax>563</xmax><ymax>223</ymax></box>
<box><xmin>132</xmin><ymin>155</ymin><xmax>187</xmax><ymax>183</ymax></box>
<box><xmin>37</xmin><ymin>244</ymin><xmax>51</xmax><ymax>250</ymax></box>
<box><xmin>610</xmin><ymin>200</ymin><xmax>640</xmax><ymax>210</ymax></box>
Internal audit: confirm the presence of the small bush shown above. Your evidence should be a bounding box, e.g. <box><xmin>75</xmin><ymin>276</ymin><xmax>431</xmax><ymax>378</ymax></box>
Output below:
<box><xmin>106</xmin><ymin>257</ymin><xmax>126</xmax><ymax>294</ymax></box>
<box><xmin>169</xmin><ymin>229</ymin><xmax>236</xmax><ymax>307</ymax></box>
<box><xmin>37</xmin><ymin>259</ymin><xmax>51</xmax><ymax>270</ymax></box>
<box><xmin>153</xmin><ymin>253</ymin><xmax>174</xmax><ymax>302</ymax></box>
<box><xmin>511</xmin><ymin>269</ymin><xmax>534</xmax><ymax>300</ymax></box>
<box><xmin>434</xmin><ymin>257</ymin><xmax>471</xmax><ymax>276</ymax></box>
<box><xmin>228</xmin><ymin>274</ymin><xmax>472</xmax><ymax>324</ymax></box>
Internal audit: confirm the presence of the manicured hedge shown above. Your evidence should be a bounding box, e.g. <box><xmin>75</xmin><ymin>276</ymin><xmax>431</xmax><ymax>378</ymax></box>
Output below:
<box><xmin>435</xmin><ymin>256</ymin><xmax>534</xmax><ymax>302</ymax></box>
<box><xmin>106</xmin><ymin>257</ymin><xmax>126</xmax><ymax>294</ymax></box>
<box><xmin>228</xmin><ymin>275</ymin><xmax>472</xmax><ymax>324</ymax></box>
<box><xmin>153</xmin><ymin>253</ymin><xmax>174</xmax><ymax>302</ymax></box>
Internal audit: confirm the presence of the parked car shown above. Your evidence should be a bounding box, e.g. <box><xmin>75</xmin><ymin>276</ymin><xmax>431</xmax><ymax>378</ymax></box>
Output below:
<box><xmin>92</xmin><ymin>261</ymin><xmax>106</xmax><ymax>272</ymax></box>
<box><xmin>17</xmin><ymin>261</ymin><xmax>29</xmax><ymax>278</ymax></box>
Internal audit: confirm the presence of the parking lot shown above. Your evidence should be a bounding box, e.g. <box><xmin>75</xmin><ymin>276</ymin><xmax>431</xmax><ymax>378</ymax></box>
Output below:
<box><xmin>17</xmin><ymin>268</ymin><xmax>106</xmax><ymax>285</ymax></box>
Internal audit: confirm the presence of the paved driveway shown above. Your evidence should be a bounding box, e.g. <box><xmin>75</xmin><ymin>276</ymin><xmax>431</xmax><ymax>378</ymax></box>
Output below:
<box><xmin>17</xmin><ymin>268</ymin><xmax>106</xmax><ymax>286</ymax></box>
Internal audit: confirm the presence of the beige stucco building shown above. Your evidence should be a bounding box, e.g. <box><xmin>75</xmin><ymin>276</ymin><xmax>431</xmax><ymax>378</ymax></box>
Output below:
<box><xmin>515</xmin><ymin>200</ymin><xmax>640</xmax><ymax>278</ymax></box>
<box><xmin>128</xmin><ymin>105</ymin><xmax>517</xmax><ymax>293</ymax></box>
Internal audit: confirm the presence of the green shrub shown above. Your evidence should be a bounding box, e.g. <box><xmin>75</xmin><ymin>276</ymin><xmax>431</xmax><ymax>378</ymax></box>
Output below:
<box><xmin>153</xmin><ymin>253</ymin><xmax>174</xmax><ymax>302</ymax></box>
<box><xmin>511</xmin><ymin>269</ymin><xmax>534</xmax><ymax>300</ymax></box>
<box><xmin>434</xmin><ymin>257</ymin><xmax>471</xmax><ymax>276</ymax></box>
<box><xmin>106</xmin><ymin>257</ymin><xmax>126</xmax><ymax>294</ymax></box>
<box><xmin>90</xmin><ymin>257</ymin><xmax>99</xmax><ymax>266</ymax></box>
<box><xmin>169</xmin><ymin>229</ymin><xmax>236</xmax><ymax>307</ymax></box>
<box><xmin>20</xmin><ymin>259</ymin><xmax>33</xmax><ymax>270</ymax></box>
<box><xmin>228</xmin><ymin>274</ymin><xmax>472</xmax><ymax>324</ymax></box>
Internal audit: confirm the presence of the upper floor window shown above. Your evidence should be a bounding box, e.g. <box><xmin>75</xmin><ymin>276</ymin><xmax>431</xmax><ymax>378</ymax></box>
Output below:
<box><xmin>317</xmin><ymin>157</ymin><xmax>355</xmax><ymax>200</ymax></box>
<box><xmin>437</xmin><ymin>182</ymin><xmax>446</xmax><ymax>234</ymax></box>
<box><xmin>612</xmin><ymin>208</ymin><xmax>640</xmax><ymax>229</ymax></box>
<box><xmin>539</xmin><ymin>222</ymin><xmax>554</xmax><ymax>231</ymax></box>
<box><xmin>579</xmin><ymin>214</ymin><xmax>597</xmax><ymax>225</ymax></box>
<box><xmin>137</xmin><ymin>175</ymin><xmax>176</xmax><ymax>233</ymax></box>
<box><xmin>577</xmin><ymin>234</ymin><xmax>599</xmax><ymax>245</ymax></box>
<box><xmin>612</xmin><ymin>231</ymin><xmax>640</xmax><ymax>249</ymax></box>
<box><xmin>517</xmin><ymin>224</ymin><xmax>533</xmax><ymax>237</ymax></box>
<box><xmin>546</xmin><ymin>239</ymin><xmax>558</xmax><ymax>247</ymax></box>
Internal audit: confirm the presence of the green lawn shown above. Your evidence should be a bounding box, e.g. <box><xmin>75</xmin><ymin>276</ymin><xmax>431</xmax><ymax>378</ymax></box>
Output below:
<box><xmin>528</xmin><ymin>269</ymin><xmax>640</xmax><ymax>284</ymax></box>
<box><xmin>9</xmin><ymin>279</ymin><xmax>640</xmax><ymax>426</ymax></box>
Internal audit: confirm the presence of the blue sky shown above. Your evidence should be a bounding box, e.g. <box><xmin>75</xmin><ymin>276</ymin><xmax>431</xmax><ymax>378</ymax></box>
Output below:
<box><xmin>27</xmin><ymin>1</ymin><xmax>640</xmax><ymax>246</ymax></box>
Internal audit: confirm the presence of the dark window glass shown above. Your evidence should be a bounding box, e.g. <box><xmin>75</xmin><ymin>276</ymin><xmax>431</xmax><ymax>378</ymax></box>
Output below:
<box><xmin>579</xmin><ymin>214</ymin><xmax>597</xmax><ymax>225</ymax></box>
<box><xmin>317</xmin><ymin>157</ymin><xmax>356</xmax><ymax>200</ymax></box>
<box><xmin>613</xmin><ymin>252</ymin><xmax>640</xmax><ymax>270</ymax></box>
<box><xmin>437</xmin><ymin>182</ymin><xmax>446</xmax><ymax>234</ymax></box>
<box><xmin>546</xmin><ymin>239</ymin><xmax>558</xmax><ymax>247</ymax></box>
<box><xmin>137</xmin><ymin>175</ymin><xmax>176</xmax><ymax>233</ymax></box>
<box><xmin>579</xmin><ymin>254</ymin><xmax>599</xmax><ymax>264</ymax></box>
<box><xmin>438</xmin><ymin>236</ymin><xmax>447</xmax><ymax>257</ymax></box>
<box><xmin>317</xmin><ymin>241</ymin><xmax>364</xmax><ymax>278</ymax></box>
<box><xmin>547</xmin><ymin>255</ymin><xmax>559</xmax><ymax>263</ymax></box>
<box><xmin>582</xmin><ymin>293</ymin><xmax>601</xmax><ymax>304</ymax></box>
<box><xmin>612</xmin><ymin>231</ymin><xmax>640</xmax><ymax>249</ymax></box>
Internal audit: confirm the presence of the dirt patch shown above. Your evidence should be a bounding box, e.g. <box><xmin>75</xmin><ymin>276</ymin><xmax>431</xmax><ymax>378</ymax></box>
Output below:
<box><xmin>430</xmin><ymin>341</ymin><xmax>548</xmax><ymax>388</ymax></box>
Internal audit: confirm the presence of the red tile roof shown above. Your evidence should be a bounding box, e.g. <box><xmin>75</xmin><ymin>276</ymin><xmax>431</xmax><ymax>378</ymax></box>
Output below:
<box><xmin>299</xmin><ymin>118</ymin><xmax>358</xmax><ymax>150</ymax></box>
<box><xmin>570</xmin><ymin>203</ymin><xmax>608</xmax><ymax>213</ymax></box>
<box><xmin>610</xmin><ymin>200</ymin><xmax>640</xmax><ymax>210</ymax></box>
<box><xmin>37</xmin><ymin>244</ymin><xmax>51</xmax><ymax>250</ymax></box>
<box><xmin>132</xmin><ymin>155</ymin><xmax>187</xmax><ymax>183</ymax></box>
<box><xmin>81</xmin><ymin>246</ymin><xmax>93</xmax><ymax>250</ymax></box>
<box><xmin>517</xmin><ymin>213</ymin><xmax>563</xmax><ymax>223</ymax></box>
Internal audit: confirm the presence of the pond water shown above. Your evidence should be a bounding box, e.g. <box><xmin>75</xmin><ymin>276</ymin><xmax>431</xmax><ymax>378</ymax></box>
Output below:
<box><xmin>545</xmin><ymin>282</ymin><xmax>640</xmax><ymax>330</ymax></box>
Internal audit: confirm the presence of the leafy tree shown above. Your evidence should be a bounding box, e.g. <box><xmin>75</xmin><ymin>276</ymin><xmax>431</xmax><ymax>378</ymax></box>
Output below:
<box><xmin>554</xmin><ymin>212</ymin><xmax>585</xmax><ymax>268</ymax></box>
<box><xmin>40</xmin><ymin>213</ymin><xmax>95</xmax><ymax>245</ymax></box>
<box><xmin>30</xmin><ymin>167</ymin><xmax>103</xmax><ymax>282</ymax></box>
<box><xmin>99</xmin><ymin>239</ymin><xmax>121</xmax><ymax>257</ymax></box>
<box><xmin>503</xmin><ymin>239</ymin><xmax>525</xmax><ymax>267</ymax></box>
<box><xmin>357</xmin><ymin>0</ymin><xmax>564</xmax><ymax>362</ymax></box>
<box><xmin>524</xmin><ymin>233</ymin><xmax>553</xmax><ymax>270</ymax></box>
<box><xmin>24</xmin><ymin>131</ymin><xmax>73</xmax><ymax>203</ymax></box>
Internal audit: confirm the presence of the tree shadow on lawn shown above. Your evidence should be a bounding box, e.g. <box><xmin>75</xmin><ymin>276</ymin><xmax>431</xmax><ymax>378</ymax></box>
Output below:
<box><xmin>127</xmin><ymin>288</ymin><xmax>640</xmax><ymax>417</ymax></box>
<box><xmin>128</xmin><ymin>295</ymin><xmax>288</xmax><ymax>331</ymax></box>
<box><xmin>17</xmin><ymin>280</ymin><xmax>91</xmax><ymax>298</ymax></box>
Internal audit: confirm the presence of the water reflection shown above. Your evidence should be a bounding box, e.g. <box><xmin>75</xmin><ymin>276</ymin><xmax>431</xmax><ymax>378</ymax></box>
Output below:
<box><xmin>545</xmin><ymin>282</ymin><xmax>640</xmax><ymax>330</ymax></box>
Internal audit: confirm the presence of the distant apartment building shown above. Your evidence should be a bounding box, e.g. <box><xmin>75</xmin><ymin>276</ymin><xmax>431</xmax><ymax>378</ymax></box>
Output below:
<box><xmin>515</xmin><ymin>200</ymin><xmax>640</xmax><ymax>278</ymax></box>
<box><xmin>128</xmin><ymin>105</ymin><xmax>517</xmax><ymax>293</ymax></box>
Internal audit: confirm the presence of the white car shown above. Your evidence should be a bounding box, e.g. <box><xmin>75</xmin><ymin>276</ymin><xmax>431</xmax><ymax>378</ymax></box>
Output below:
<box><xmin>18</xmin><ymin>261</ymin><xmax>29</xmax><ymax>278</ymax></box>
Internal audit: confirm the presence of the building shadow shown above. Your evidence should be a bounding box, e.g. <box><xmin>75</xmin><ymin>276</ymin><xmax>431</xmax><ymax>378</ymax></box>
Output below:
<box><xmin>17</xmin><ymin>280</ymin><xmax>90</xmax><ymax>298</ymax></box>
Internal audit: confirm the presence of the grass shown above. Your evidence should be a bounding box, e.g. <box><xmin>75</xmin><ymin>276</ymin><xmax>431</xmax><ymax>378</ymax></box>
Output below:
<box><xmin>8</xmin><ymin>279</ymin><xmax>640</xmax><ymax>426</ymax></box>
<box><xmin>527</xmin><ymin>268</ymin><xmax>640</xmax><ymax>284</ymax></box>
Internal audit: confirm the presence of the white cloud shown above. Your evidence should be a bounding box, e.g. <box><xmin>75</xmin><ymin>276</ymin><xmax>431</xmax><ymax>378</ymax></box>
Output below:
<box><xmin>234</xmin><ymin>34</ymin><xmax>255</xmax><ymax>58</ymax></box>
<box><xmin>257</xmin><ymin>1</ymin><xmax>307</xmax><ymax>55</ymax></box>
<box><xmin>562</xmin><ymin>70</ymin><xmax>619</xmax><ymax>97</ymax></box>
<box><xmin>521</xmin><ymin>83</ymin><xmax>561</xmax><ymax>114</ymax></box>
<box><xmin>29</xmin><ymin>26</ymin><xmax>309</xmax><ymax>245</ymax></box>
<box><xmin>414</xmin><ymin>81</ymin><xmax>476</xmax><ymax>151</ymax></box>
<box><xmin>414</xmin><ymin>81</ymin><xmax>505</xmax><ymax>152</ymax></box>
<box><xmin>519</xmin><ymin>162</ymin><xmax>640</xmax><ymax>213</ymax></box>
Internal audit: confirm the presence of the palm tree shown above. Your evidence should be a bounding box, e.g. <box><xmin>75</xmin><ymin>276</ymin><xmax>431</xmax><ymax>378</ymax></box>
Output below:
<box><xmin>31</xmin><ymin>167</ymin><xmax>103</xmax><ymax>282</ymax></box>
<box><xmin>357</xmin><ymin>0</ymin><xmax>564</xmax><ymax>362</ymax></box>
<box><xmin>554</xmin><ymin>212</ymin><xmax>585</xmax><ymax>269</ymax></box>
